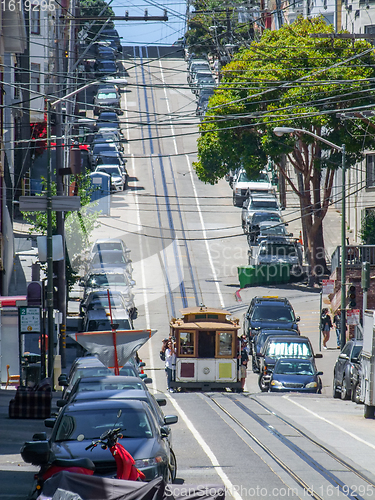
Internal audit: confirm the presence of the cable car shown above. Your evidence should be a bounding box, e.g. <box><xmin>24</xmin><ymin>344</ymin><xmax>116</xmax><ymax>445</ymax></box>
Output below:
<box><xmin>169</xmin><ymin>305</ymin><xmax>242</xmax><ymax>391</ymax></box>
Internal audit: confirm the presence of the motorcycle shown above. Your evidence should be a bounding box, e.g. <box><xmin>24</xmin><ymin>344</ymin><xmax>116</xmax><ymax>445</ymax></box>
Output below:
<box><xmin>21</xmin><ymin>410</ymin><xmax>143</xmax><ymax>499</ymax></box>
<box><xmin>85</xmin><ymin>426</ymin><xmax>145</xmax><ymax>481</ymax></box>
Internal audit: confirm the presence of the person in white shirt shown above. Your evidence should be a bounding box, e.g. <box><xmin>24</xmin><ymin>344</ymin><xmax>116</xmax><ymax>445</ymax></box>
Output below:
<box><xmin>165</xmin><ymin>340</ymin><xmax>176</xmax><ymax>393</ymax></box>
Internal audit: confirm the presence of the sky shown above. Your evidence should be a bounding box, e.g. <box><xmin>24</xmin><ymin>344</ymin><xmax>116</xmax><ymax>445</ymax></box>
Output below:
<box><xmin>110</xmin><ymin>0</ymin><xmax>187</xmax><ymax>46</ymax></box>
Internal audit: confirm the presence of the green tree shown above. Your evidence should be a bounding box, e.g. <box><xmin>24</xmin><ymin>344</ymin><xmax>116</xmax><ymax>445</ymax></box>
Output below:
<box><xmin>360</xmin><ymin>211</ymin><xmax>375</xmax><ymax>245</ymax></box>
<box><xmin>79</xmin><ymin>0</ymin><xmax>115</xmax><ymax>39</ymax></box>
<box><xmin>195</xmin><ymin>17</ymin><xmax>375</xmax><ymax>282</ymax></box>
<box><xmin>22</xmin><ymin>171</ymin><xmax>100</xmax><ymax>291</ymax></box>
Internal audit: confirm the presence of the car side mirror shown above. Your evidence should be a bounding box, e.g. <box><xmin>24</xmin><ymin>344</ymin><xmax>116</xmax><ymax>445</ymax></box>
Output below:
<box><xmin>32</xmin><ymin>432</ymin><xmax>47</xmax><ymax>441</ymax></box>
<box><xmin>44</xmin><ymin>418</ymin><xmax>56</xmax><ymax>428</ymax></box>
<box><xmin>164</xmin><ymin>415</ymin><xmax>178</xmax><ymax>425</ymax></box>
<box><xmin>78</xmin><ymin>280</ymin><xmax>85</xmax><ymax>287</ymax></box>
<box><xmin>339</xmin><ymin>353</ymin><xmax>349</xmax><ymax>360</ymax></box>
<box><xmin>142</xmin><ymin>377</ymin><xmax>152</xmax><ymax>384</ymax></box>
<box><xmin>139</xmin><ymin>362</ymin><xmax>146</xmax><ymax>368</ymax></box>
<box><xmin>352</xmin><ymin>357</ymin><xmax>358</xmax><ymax>363</ymax></box>
<box><xmin>58</xmin><ymin>378</ymin><xmax>68</xmax><ymax>387</ymax></box>
<box><xmin>315</xmin><ymin>353</ymin><xmax>323</xmax><ymax>359</ymax></box>
<box><xmin>160</xmin><ymin>427</ymin><xmax>170</xmax><ymax>438</ymax></box>
<box><xmin>56</xmin><ymin>399</ymin><xmax>67</xmax><ymax>408</ymax></box>
<box><xmin>317</xmin><ymin>371</ymin><xmax>323</xmax><ymax>376</ymax></box>
<box><xmin>296</xmin><ymin>316</ymin><xmax>300</xmax><ymax>322</ymax></box>
<box><xmin>156</xmin><ymin>398</ymin><xmax>167</xmax><ymax>407</ymax></box>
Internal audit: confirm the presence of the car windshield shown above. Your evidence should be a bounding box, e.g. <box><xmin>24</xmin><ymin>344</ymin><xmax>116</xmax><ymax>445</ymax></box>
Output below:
<box><xmin>274</xmin><ymin>360</ymin><xmax>314</xmax><ymax>375</ymax></box>
<box><xmin>70</xmin><ymin>367</ymin><xmax>113</xmax><ymax>386</ymax></box>
<box><xmin>76</xmin><ymin>380</ymin><xmax>142</xmax><ymax>393</ymax></box>
<box><xmin>55</xmin><ymin>408</ymin><xmax>153</xmax><ymax>441</ymax></box>
<box><xmin>87</xmin><ymin>296</ymin><xmax>124</xmax><ymax>310</ymax></box>
<box><xmin>97</xmin><ymin>167</ymin><xmax>122</xmax><ymax>176</ymax></box>
<box><xmin>87</xmin><ymin>273</ymin><xmax>129</xmax><ymax>286</ymax></box>
<box><xmin>93</xmin><ymin>243</ymin><xmax>124</xmax><ymax>253</ymax></box>
<box><xmin>238</xmin><ymin>172</ymin><xmax>270</xmax><ymax>183</ymax></box>
<box><xmin>351</xmin><ymin>346</ymin><xmax>362</xmax><ymax>360</ymax></box>
<box><xmin>98</xmin><ymin>114</ymin><xmax>118</xmax><ymax>122</ymax></box>
<box><xmin>91</xmin><ymin>252</ymin><xmax>127</xmax><ymax>265</ymax></box>
<box><xmin>266</xmin><ymin>342</ymin><xmax>312</xmax><ymax>359</ymax></box>
<box><xmin>251</xmin><ymin>306</ymin><xmax>295</xmax><ymax>321</ymax></box>
<box><xmin>97</xmin><ymin>122</ymin><xmax>120</xmax><ymax>129</ymax></box>
<box><xmin>251</xmin><ymin>200</ymin><xmax>278</xmax><ymax>209</ymax></box>
<box><xmin>259</xmin><ymin>243</ymin><xmax>297</xmax><ymax>257</ymax></box>
<box><xmin>260</xmin><ymin>226</ymin><xmax>286</xmax><ymax>236</ymax></box>
<box><xmin>93</xmin><ymin>144</ymin><xmax>116</xmax><ymax>153</ymax></box>
<box><xmin>97</xmin><ymin>93</ymin><xmax>118</xmax><ymax>100</ymax></box>
<box><xmin>97</xmin><ymin>157</ymin><xmax>120</xmax><ymax>166</ymax></box>
<box><xmin>87</xmin><ymin>319</ymin><xmax>131</xmax><ymax>331</ymax></box>
<box><xmin>252</xmin><ymin>213</ymin><xmax>281</xmax><ymax>224</ymax></box>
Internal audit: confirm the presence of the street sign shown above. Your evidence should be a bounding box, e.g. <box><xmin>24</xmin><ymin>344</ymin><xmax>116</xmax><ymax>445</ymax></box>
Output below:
<box><xmin>322</xmin><ymin>279</ymin><xmax>334</xmax><ymax>294</ymax></box>
<box><xmin>347</xmin><ymin>309</ymin><xmax>360</xmax><ymax>325</ymax></box>
<box><xmin>19</xmin><ymin>196</ymin><xmax>81</xmax><ymax>212</ymax></box>
<box><xmin>19</xmin><ymin>306</ymin><xmax>41</xmax><ymax>333</ymax></box>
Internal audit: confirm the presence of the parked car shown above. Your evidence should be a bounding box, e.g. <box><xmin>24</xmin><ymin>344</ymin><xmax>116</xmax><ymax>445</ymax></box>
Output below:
<box><xmin>82</xmin><ymin>306</ymin><xmax>133</xmax><ymax>332</ymax></box>
<box><xmin>243</xmin><ymin>296</ymin><xmax>300</xmax><ymax>346</ymax></box>
<box><xmin>252</xmin><ymin>328</ymin><xmax>300</xmax><ymax>373</ymax></box>
<box><xmin>241</xmin><ymin>193</ymin><xmax>281</xmax><ymax>230</ymax></box>
<box><xmin>333</xmin><ymin>339</ymin><xmax>363</xmax><ymax>400</ymax></box>
<box><xmin>95</xmin><ymin>165</ymin><xmax>124</xmax><ymax>191</ymax></box>
<box><xmin>92</xmin><ymin>132</ymin><xmax>124</xmax><ymax>152</ymax></box>
<box><xmin>81</xmin><ymin>270</ymin><xmax>135</xmax><ymax>291</ymax></box>
<box><xmin>191</xmin><ymin>72</ymin><xmax>215</xmax><ymax>94</ymax></box>
<box><xmin>80</xmin><ymin>289</ymin><xmax>136</xmax><ymax>320</ymax></box>
<box><xmin>94</xmin><ymin>59</ymin><xmax>118</xmax><ymax>77</ymax></box>
<box><xmin>233</xmin><ymin>170</ymin><xmax>274</xmax><ymax>207</ymax></box>
<box><xmin>244</xmin><ymin>211</ymin><xmax>283</xmax><ymax>239</ymax></box>
<box><xmin>248</xmin><ymin>237</ymin><xmax>303</xmax><ymax>277</ymax></box>
<box><xmin>188</xmin><ymin>61</ymin><xmax>211</xmax><ymax>83</ymax></box>
<box><xmin>58</xmin><ymin>375</ymin><xmax>151</xmax><ymax>404</ymax></box>
<box><xmin>269</xmin><ymin>357</ymin><xmax>323</xmax><ymax>393</ymax></box>
<box><xmin>89</xmin><ymin>249</ymin><xmax>133</xmax><ymax>276</ymax></box>
<box><xmin>91</xmin><ymin>239</ymin><xmax>130</xmax><ymax>256</ymax></box>
<box><xmin>257</xmin><ymin>221</ymin><xmax>291</xmax><ymax>241</ymax></box>
<box><xmin>24</xmin><ymin>399</ymin><xmax>176</xmax><ymax>481</ymax></box>
<box><xmin>89</xmin><ymin>142</ymin><xmax>120</xmax><ymax>168</ymax></box>
<box><xmin>96</xmin><ymin>45</ymin><xmax>117</xmax><ymax>60</ymax></box>
<box><xmin>258</xmin><ymin>335</ymin><xmax>322</xmax><ymax>392</ymax></box>
<box><xmin>93</xmin><ymin>90</ymin><xmax>121</xmax><ymax>115</ymax></box>
<box><xmin>351</xmin><ymin>355</ymin><xmax>363</xmax><ymax>404</ymax></box>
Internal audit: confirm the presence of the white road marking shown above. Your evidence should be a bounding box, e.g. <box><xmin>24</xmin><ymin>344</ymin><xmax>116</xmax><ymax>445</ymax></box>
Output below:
<box><xmin>285</xmin><ymin>396</ymin><xmax>375</xmax><ymax>449</ymax></box>
<box><xmin>167</xmin><ymin>395</ymin><xmax>244</xmax><ymax>500</ymax></box>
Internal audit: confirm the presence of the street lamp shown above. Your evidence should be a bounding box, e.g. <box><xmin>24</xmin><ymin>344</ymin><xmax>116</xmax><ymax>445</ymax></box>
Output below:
<box><xmin>273</xmin><ymin>127</ymin><xmax>347</xmax><ymax>349</ymax></box>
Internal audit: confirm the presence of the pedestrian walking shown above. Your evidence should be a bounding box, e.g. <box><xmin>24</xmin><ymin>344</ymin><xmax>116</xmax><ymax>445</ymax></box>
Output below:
<box><xmin>238</xmin><ymin>338</ymin><xmax>249</xmax><ymax>391</ymax></box>
<box><xmin>165</xmin><ymin>339</ymin><xmax>176</xmax><ymax>393</ymax></box>
<box><xmin>333</xmin><ymin>310</ymin><xmax>341</xmax><ymax>349</ymax></box>
<box><xmin>321</xmin><ymin>308</ymin><xmax>333</xmax><ymax>349</ymax></box>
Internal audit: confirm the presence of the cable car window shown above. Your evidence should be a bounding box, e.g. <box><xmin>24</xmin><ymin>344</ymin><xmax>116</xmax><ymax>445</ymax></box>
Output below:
<box><xmin>218</xmin><ymin>332</ymin><xmax>232</xmax><ymax>356</ymax></box>
<box><xmin>207</xmin><ymin>314</ymin><xmax>218</xmax><ymax>319</ymax></box>
<box><xmin>198</xmin><ymin>331</ymin><xmax>216</xmax><ymax>358</ymax></box>
<box><xmin>195</xmin><ymin>314</ymin><xmax>206</xmax><ymax>319</ymax></box>
<box><xmin>179</xmin><ymin>332</ymin><xmax>195</xmax><ymax>356</ymax></box>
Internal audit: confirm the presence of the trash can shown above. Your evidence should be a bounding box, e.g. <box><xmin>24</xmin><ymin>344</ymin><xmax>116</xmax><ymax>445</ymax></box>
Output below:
<box><xmin>23</xmin><ymin>363</ymin><xmax>41</xmax><ymax>388</ymax></box>
<box><xmin>238</xmin><ymin>266</ymin><xmax>257</xmax><ymax>288</ymax></box>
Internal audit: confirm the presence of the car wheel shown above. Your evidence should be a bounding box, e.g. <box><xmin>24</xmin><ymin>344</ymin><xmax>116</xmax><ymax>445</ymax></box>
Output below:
<box><xmin>352</xmin><ymin>382</ymin><xmax>362</xmax><ymax>404</ymax></box>
<box><xmin>341</xmin><ymin>377</ymin><xmax>350</xmax><ymax>400</ymax></box>
<box><xmin>258</xmin><ymin>374</ymin><xmax>269</xmax><ymax>392</ymax></box>
<box><xmin>168</xmin><ymin>449</ymin><xmax>177</xmax><ymax>483</ymax></box>
<box><xmin>333</xmin><ymin>378</ymin><xmax>340</xmax><ymax>399</ymax></box>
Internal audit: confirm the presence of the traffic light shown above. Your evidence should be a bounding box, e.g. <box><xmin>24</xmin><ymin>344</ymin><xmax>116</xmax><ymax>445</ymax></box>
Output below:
<box><xmin>347</xmin><ymin>285</ymin><xmax>357</xmax><ymax>309</ymax></box>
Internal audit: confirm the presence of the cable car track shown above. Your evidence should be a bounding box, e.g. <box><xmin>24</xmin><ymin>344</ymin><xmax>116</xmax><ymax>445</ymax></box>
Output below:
<box><xmin>204</xmin><ymin>393</ymin><xmax>375</xmax><ymax>500</ymax></box>
<box><xmin>133</xmin><ymin>46</ymin><xmax>202</xmax><ymax>316</ymax></box>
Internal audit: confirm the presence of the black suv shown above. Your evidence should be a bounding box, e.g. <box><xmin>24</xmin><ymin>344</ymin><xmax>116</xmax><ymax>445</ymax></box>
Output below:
<box><xmin>333</xmin><ymin>339</ymin><xmax>363</xmax><ymax>401</ymax></box>
<box><xmin>243</xmin><ymin>296</ymin><xmax>300</xmax><ymax>351</ymax></box>
<box><xmin>258</xmin><ymin>335</ymin><xmax>322</xmax><ymax>392</ymax></box>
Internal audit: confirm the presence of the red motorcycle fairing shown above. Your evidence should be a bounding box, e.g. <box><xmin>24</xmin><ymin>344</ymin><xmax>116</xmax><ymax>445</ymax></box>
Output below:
<box><xmin>43</xmin><ymin>465</ymin><xmax>95</xmax><ymax>481</ymax></box>
<box><xmin>110</xmin><ymin>443</ymin><xmax>145</xmax><ymax>480</ymax></box>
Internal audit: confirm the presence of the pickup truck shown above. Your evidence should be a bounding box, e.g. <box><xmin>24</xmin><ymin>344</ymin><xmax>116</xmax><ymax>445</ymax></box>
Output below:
<box><xmin>233</xmin><ymin>170</ymin><xmax>274</xmax><ymax>207</ymax></box>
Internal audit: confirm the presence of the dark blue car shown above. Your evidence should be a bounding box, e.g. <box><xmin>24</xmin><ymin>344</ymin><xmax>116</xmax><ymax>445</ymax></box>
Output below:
<box><xmin>269</xmin><ymin>357</ymin><xmax>323</xmax><ymax>393</ymax></box>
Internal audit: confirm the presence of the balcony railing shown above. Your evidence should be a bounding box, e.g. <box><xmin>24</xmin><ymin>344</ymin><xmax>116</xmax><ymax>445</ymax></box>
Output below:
<box><xmin>331</xmin><ymin>245</ymin><xmax>375</xmax><ymax>272</ymax></box>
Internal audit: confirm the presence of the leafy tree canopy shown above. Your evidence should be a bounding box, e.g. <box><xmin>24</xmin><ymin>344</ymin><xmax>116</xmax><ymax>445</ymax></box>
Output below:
<box><xmin>79</xmin><ymin>0</ymin><xmax>115</xmax><ymax>39</ymax></box>
<box><xmin>360</xmin><ymin>211</ymin><xmax>375</xmax><ymax>244</ymax></box>
<box><xmin>195</xmin><ymin>16</ymin><xmax>375</xmax><ymax>184</ymax></box>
